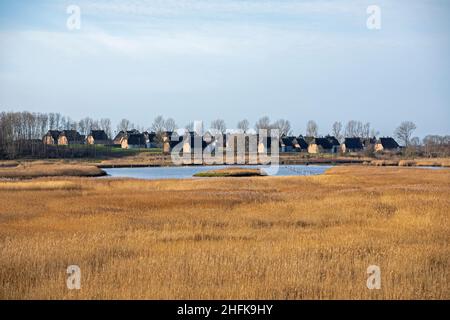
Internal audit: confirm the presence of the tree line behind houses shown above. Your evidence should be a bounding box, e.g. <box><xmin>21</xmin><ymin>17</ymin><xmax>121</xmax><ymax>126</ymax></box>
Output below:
<box><xmin>1</xmin><ymin>111</ymin><xmax>449</xmax><ymax>159</ymax></box>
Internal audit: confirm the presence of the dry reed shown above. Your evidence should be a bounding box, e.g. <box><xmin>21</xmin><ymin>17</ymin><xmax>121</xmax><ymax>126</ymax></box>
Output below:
<box><xmin>0</xmin><ymin>166</ymin><xmax>448</xmax><ymax>299</ymax></box>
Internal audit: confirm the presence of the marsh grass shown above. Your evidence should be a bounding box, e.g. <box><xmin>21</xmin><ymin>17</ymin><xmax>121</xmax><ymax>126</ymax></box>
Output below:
<box><xmin>372</xmin><ymin>158</ymin><xmax>450</xmax><ymax>167</ymax></box>
<box><xmin>0</xmin><ymin>166</ymin><xmax>449</xmax><ymax>299</ymax></box>
<box><xmin>0</xmin><ymin>163</ymin><xmax>105</xmax><ymax>179</ymax></box>
<box><xmin>193</xmin><ymin>167</ymin><xmax>264</xmax><ymax>177</ymax></box>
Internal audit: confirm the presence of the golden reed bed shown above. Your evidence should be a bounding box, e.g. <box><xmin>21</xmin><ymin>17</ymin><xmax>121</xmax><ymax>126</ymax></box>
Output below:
<box><xmin>0</xmin><ymin>166</ymin><xmax>448</xmax><ymax>299</ymax></box>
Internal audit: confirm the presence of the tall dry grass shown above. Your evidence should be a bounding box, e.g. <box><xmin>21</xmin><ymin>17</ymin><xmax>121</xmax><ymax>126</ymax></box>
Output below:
<box><xmin>0</xmin><ymin>162</ymin><xmax>105</xmax><ymax>179</ymax></box>
<box><xmin>0</xmin><ymin>166</ymin><xmax>448</xmax><ymax>299</ymax></box>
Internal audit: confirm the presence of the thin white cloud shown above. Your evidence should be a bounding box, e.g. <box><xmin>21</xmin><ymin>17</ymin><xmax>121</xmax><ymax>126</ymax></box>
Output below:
<box><xmin>79</xmin><ymin>0</ymin><xmax>366</xmax><ymax>17</ymax></box>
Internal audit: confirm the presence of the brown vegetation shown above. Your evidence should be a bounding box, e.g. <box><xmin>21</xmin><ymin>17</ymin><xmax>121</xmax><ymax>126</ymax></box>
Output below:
<box><xmin>193</xmin><ymin>167</ymin><xmax>265</xmax><ymax>177</ymax></box>
<box><xmin>371</xmin><ymin>158</ymin><xmax>450</xmax><ymax>167</ymax></box>
<box><xmin>0</xmin><ymin>166</ymin><xmax>449</xmax><ymax>299</ymax></box>
<box><xmin>0</xmin><ymin>162</ymin><xmax>106</xmax><ymax>179</ymax></box>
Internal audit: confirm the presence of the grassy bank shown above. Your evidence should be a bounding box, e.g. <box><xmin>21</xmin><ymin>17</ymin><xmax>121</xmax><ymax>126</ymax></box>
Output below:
<box><xmin>370</xmin><ymin>158</ymin><xmax>450</xmax><ymax>167</ymax></box>
<box><xmin>0</xmin><ymin>166</ymin><xmax>449</xmax><ymax>299</ymax></box>
<box><xmin>193</xmin><ymin>167</ymin><xmax>265</xmax><ymax>177</ymax></box>
<box><xmin>0</xmin><ymin>162</ymin><xmax>106</xmax><ymax>179</ymax></box>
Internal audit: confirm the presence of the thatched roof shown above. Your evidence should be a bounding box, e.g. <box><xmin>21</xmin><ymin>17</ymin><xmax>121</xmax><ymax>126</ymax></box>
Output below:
<box><xmin>378</xmin><ymin>137</ymin><xmax>400</xmax><ymax>149</ymax></box>
<box><xmin>312</xmin><ymin>138</ymin><xmax>333</xmax><ymax>149</ymax></box>
<box><xmin>90</xmin><ymin>130</ymin><xmax>108</xmax><ymax>140</ymax></box>
<box><xmin>326</xmin><ymin>136</ymin><xmax>340</xmax><ymax>146</ymax></box>
<box><xmin>344</xmin><ymin>137</ymin><xmax>363</xmax><ymax>150</ymax></box>
<box><xmin>280</xmin><ymin>136</ymin><xmax>297</xmax><ymax>147</ymax></box>
<box><xmin>61</xmin><ymin>130</ymin><xmax>83</xmax><ymax>142</ymax></box>
<box><xmin>144</xmin><ymin>132</ymin><xmax>157</xmax><ymax>142</ymax></box>
<box><xmin>127</xmin><ymin>133</ymin><xmax>147</xmax><ymax>146</ymax></box>
<box><xmin>362</xmin><ymin>137</ymin><xmax>377</xmax><ymax>147</ymax></box>
<box><xmin>46</xmin><ymin>130</ymin><xmax>61</xmax><ymax>141</ymax></box>
<box><xmin>302</xmin><ymin>136</ymin><xmax>316</xmax><ymax>145</ymax></box>
<box><xmin>296</xmin><ymin>136</ymin><xmax>309</xmax><ymax>149</ymax></box>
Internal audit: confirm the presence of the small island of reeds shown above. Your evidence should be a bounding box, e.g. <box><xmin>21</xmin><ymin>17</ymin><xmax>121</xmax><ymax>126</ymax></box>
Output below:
<box><xmin>193</xmin><ymin>167</ymin><xmax>266</xmax><ymax>177</ymax></box>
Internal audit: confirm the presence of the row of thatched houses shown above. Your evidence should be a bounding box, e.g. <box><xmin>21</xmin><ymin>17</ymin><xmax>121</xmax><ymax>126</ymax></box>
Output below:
<box><xmin>43</xmin><ymin>130</ymin><xmax>109</xmax><ymax>146</ymax></box>
<box><xmin>270</xmin><ymin>135</ymin><xmax>399</xmax><ymax>153</ymax></box>
<box><xmin>42</xmin><ymin>129</ymin><xmax>401</xmax><ymax>154</ymax></box>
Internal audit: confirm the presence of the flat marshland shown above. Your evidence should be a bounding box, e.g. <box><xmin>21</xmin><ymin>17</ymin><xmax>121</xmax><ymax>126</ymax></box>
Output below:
<box><xmin>0</xmin><ymin>166</ymin><xmax>448</xmax><ymax>299</ymax></box>
<box><xmin>0</xmin><ymin>161</ymin><xmax>105</xmax><ymax>179</ymax></box>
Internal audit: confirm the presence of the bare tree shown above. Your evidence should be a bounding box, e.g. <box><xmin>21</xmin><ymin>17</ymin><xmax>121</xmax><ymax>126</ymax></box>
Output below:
<box><xmin>332</xmin><ymin>121</ymin><xmax>343</xmax><ymax>142</ymax></box>
<box><xmin>423</xmin><ymin>135</ymin><xmax>450</xmax><ymax>156</ymax></box>
<box><xmin>370</xmin><ymin>128</ymin><xmax>379</xmax><ymax>138</ymax></box>
<box><xmin>92</xmin><ymin>120</ymin><xmax>101</xmax><ymax>131</ymax></box>
<box><xmin>67</xmin><ymin>117</ymin><xmax>78</xmax><ymax>131</ymax></box>
<box><xmin>37</xmin><ymin>113</ymin><xmax>48</xmax><ymax>136</ymax></box>
<box><xmin>355</xmin><ymin>121</ymin><xmax>364</xmax><ymax>137</ymax></box>
<box><xmin>273</xmin><ymin>119</ymin><xmax>291</xmax><ymax>136</ymax></box>
<box><xmin>423</xmin><ymin>135</ymin><xmax>444</xmax><ymax>146</ymax></box>
<box><xmin>395</xmin><ymin>121</ymin><xmax>417</xmax><ymax>147</ymax></box>
<box><xmin>100</xmin><ymin>118</ymin><xmax>112</xmax><ymax>138</ymax></box>
<box><xmin>210</xmin><ymin>119</ymin><xmax>227</xmax><ymax>134</ymax></box>
<box><xmin>78</xmin><ymin>119</ymin><xmax>87</xmax><ymax>136</ymax></box>
<box><xmin>48</xmin><ymin>113</ymin><xmax>56</xmax><ymax>130</ymax></box>
<box><xmin>79</xmin><ymin>117</ymin><xmax>95</xmax><ymax>133</ymax></box>
<box><xmin>60</xmin><ymin>116</ymin><xmax>66</xmax><ymax>130</ymax></box>
<box><xmin>362</xmin><ymin>122</ymin><xmax>371</xmax><ymax>139</ymax></box>
<box><xmin>345</xmin><ymin>120</ymin><xmax>358</xmax><ymax>137</ymax></box>
<box><xmin>255</xmin><ymin>116</ymin><xmax>271</xmax><ymax>131</ymax></box>
<box><xmin>237</xmin><ymin>119</ymin><xmax>249</xmax><ymax>133</ymax></box>
<box><xmin>54</xmin><ymin>113</ymin><xmax>61</xmax><ymax>130</ymax></box>
<box><xmin>164</xmin><ymin>118</ymin><xmax>177</xmax><ymax>132</ymax></box>
<box><xmin>1</xmin><ymin>111</ymin><xmax>55</xmax><ymax>158</ymax></box>
<box><xmin>151</xmin><ymin>115</ymin><xmax>165</xmax><ymax>133</ymax></box>
<box><xmin>306</xmin><ymin>120</ymin><xmax>318</xmax><ymax>137</ymax></box>
<box><xmin>117</xmin><ymin>118</ymin><xmax>131</xmax><ymax>133</ymax></box>
<box><xmin>410</xmin><ymin>137</ymin><xmax>421</xmax><ymax>146</ymax></box>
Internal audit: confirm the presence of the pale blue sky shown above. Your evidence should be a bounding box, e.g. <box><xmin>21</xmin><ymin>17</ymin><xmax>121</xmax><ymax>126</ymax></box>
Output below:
<box><xmin>0</xmin><ymin>0</ymin><xmax>449</xmax><ymax>137</ymax></box>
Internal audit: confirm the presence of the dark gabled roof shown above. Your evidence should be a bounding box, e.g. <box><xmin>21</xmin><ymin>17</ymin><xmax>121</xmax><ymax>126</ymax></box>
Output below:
<box><xmin>163</xmin><ymin>135</ymin><xmax>183</xmax><ymax>148</ymax></box>
<box><xmin>127</xmin><ymin>133</ymin><xmax>146</xmax><ymax>146</ymax></box>
<box><xmin>362</xmin><ymin>137</ymin><xmax>376</xmax><ymax>147</ymax></box>
<box><xmin>326</xmin><ymin>136</ymin><xmax>340</xmax><ymax>146</ymax></box>
<box><xmin>378</xmin><ymin>137</ymin><xmax>400</xmax><ymax>149</ymax></box>
<box><xmin>164</xmin><ymin>131</ymin><xmax>180</xmax><ymax>141</ymax></box>
<box><xmin>312</xmin><ymin>138</ymin><xmax>333</xmax><ymax>149</ymax></box>
<box><xmin>303</xmin><ymin>136</ymin><xmax>315</xmax><ymax>144</ymax></box>
<box><xmin>126</xmin><ymin>129</ymin><xmax>140</xmax><ymax>135</ymax></box>
<box><xmin>144</xmin><ymin>132</ymin><xmax>157</xmax><ymax>142</ymax></box>
<box><xmin>61</xmin><ymin>130</ymin><xmax>83</xmax><ymax>142</ymax></box>
<box><xmin>90</xmin><ymin>130</ymin><xmax>108</xmax><ymax>140</ymax></box>
<box><xmin>296</xmin><ymin>136</ymin><xmax>309</xmax><ymax>149</ymax></box>
<box><xmin>171</xmin><ymin>136</ymin><xmax>184</xmax><ymax>148</ymax></box>
<box><xmin>113</xmin><ymin>131</ymin><xmax>125</xmax><ymax>140</ymax></box>
<box><xmin>280</xmin><ymin>136</ymin><xmax>297</xmax><ymax>147</ymax></box>
<box><xmin>47</xmin><ymin>130</ymin><xmax>61</xmax><ymax>141</ymax></box>
<box><xmin>344</xmin><ymin>137</ymin><xmax>363</xmax><ymax>149</ymax></box>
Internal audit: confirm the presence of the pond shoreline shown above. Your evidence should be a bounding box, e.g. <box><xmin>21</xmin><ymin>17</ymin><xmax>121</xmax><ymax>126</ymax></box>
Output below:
<box><xmin>97</xmin><ymin>159</ymin><xmax>362</xmax><ymax>169</ymax></box>
<box><xmin>102</xmin><ymin>165</ymin><xmax>333</xmax><ymax>180</ymax></box>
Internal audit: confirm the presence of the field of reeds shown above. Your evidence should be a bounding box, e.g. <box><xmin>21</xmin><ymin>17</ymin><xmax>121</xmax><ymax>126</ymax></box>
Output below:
<box><xmin>0</xmin><ymin>161</ymin><xmax>105</xmax><ymax>179</ymax></box>
<box><xmin>371</xmin><ymin>158</ymin><xmax>450</xmax><ymax>167</ymax></box>
<box><xmin>0</xmin><ymin>166</ymin><xmax>448</xmax><ymax>299</ymax></box>
<box><xmin>193</xmin><ymin>167</ymin><xmax>264</xmax><ymax>177</ymax></box>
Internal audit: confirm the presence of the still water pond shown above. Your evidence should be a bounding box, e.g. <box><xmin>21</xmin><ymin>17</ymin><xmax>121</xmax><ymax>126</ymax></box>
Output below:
<box><xmin>103</xmin><ymin>165</ymin><xmax>332</xmax><ymax>180</ymax></box>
